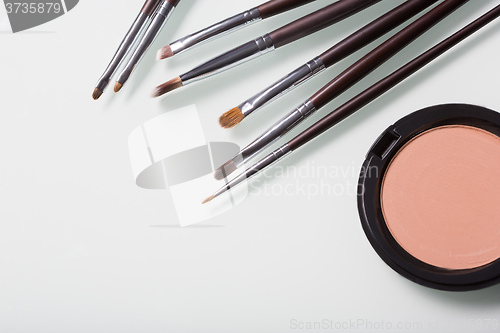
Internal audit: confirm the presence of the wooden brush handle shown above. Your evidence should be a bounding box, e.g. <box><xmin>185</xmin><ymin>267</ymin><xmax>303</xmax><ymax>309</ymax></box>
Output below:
<box><xmin>257</xmin><ymin>0</ymin><xmax>316</xmax><ymax>19</ymax></box>
<box><xmin>309</xmin><ymin>0</ymin><xmax>468</xmax><ymax>110</ymax></box>
<box><xmin>141</xmin><ymin>0</ymin><xmax>162</xmax><ymax>16</ymax></box>
<box><xmin>269</xmin><ymin>0</ymin><xmax>381</xmax><ymax>49</ymax></box>
<box><xmin>319</xmin><ymin>0</ymin><xmax>439</xmax><ymax>68</ymax></box>
<box><xmin>288</xmin><ymin>2</ymin><xmax>500</xmax><ymax>152</ymax></box>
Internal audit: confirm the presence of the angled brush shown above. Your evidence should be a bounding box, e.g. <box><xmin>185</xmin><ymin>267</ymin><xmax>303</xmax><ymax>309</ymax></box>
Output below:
<box><xmin>157</xmin><ymin>0</ymin><xmax>317</xmax><ymax>60</ymax></box>
<box><xmin>152</xmin><ymin>0</ymin><xmax>381</xmax><ymax>97</ymax></box>
<box><xmin>203</xmin><ymin>3</ymin><xmax>500</xmax><ymax>204</ymax></box>
<box><xmin>213</xmin><ymin>0</ymin><xmax>468</xmax><ymax>180</ymax></box>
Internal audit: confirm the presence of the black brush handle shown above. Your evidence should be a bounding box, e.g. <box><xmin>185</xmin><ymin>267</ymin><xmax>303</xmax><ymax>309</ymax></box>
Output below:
<box><xmin>309</xmin><ymin>0</ymin><xmax>468</xmax><ymax>110</ymax></box>
<box><xmin>320</xmin><ymin>0</ymin><xmax>439</xmax><ymax>67</ymax></box>
<box><xmin>257</xmin><ymin>0</ymin><xmax>317</xmax><ymax>19</ymax></box>
<box><xmin>269</xmin><ymin>0</ymin><xmax>381</xmax><ymax>48</ymax></box>
<box><xmin>288</xmin><ymin>3</ymin><xmax>500</xmax><ymax>151</ymax></box>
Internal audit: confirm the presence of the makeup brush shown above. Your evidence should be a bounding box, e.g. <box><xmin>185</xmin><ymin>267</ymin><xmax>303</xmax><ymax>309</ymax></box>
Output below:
<box><xmin>203</xmin><ymin>4</ymin><xmax>500</xmax><ymax>204</ymax></box>
<box><xmin>114</xmin><ymin>0</ymin><xmax>181</xmax><ymax>93</ymax></box>
<box><xmin>219</xmin><ymin>0</ymin><xmax>439</xmax><ymax>128</ymax></box>
<box><xmin>213</xmin><ymin>0</ymin><xmax>468</xmax><ymax>181</ymax></box>
<box><xmin>92</xmin><ymin>0</ymin><xmax>161</xmax><ymax>100</ymax></box>
<box><xmin>151</xmin><ymin>0</ymin><xmax>381</xmax><ymax>98</ymax></box>
<box><xmin>157</xmin><ymin>0</ymin><xmax>316</xmax><ymax>60</ymax></box>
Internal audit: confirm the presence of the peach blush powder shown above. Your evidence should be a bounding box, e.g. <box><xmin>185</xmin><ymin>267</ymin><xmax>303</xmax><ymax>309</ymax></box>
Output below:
<box><xmin>381</xmin><ymin>125</ymin><xmax>500</xmax><ymax>270</ymax></box>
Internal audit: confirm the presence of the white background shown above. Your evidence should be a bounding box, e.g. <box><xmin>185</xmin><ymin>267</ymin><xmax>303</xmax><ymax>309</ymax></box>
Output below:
<box><xmin>1</xmin><ymin>0</ymin><xmax>500</xmax><ymax>332</ymax></box>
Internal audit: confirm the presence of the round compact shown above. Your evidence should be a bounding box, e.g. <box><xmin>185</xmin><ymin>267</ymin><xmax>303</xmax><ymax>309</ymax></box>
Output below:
<box><xmin>358</xmin><ymin>104</ymin><xmax>500</xmax><ymax>291</ymax></box>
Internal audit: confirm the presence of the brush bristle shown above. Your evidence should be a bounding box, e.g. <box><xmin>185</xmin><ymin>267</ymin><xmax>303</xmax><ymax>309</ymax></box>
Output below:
<box><xmin>151</xmin><ymin>76</ymin><xmax>183</xmax><ymax>97</ymax></box>
<box><xmin>92</xmin><ymin>88</ymin><xmax>103</xmax><ymax>100</ymax></box>
<box><xmin>219</xmin><ymin>107</ymin><xmax>244</xmax><ymax>128</ymax></box>
<box><xmin>202</xmin><ymin>195</ymin><xmax>214</xmax><ymax>205</ymax></box>
<box><xmin>114</xmin><ymin>82</ymin><xmax>123</xmax><ymax>93</ymax></box>
<box><xmin>157</xmin><ymin>45</ymin><xmax>174</xmax><ymax>60</ymax></box>
<box><xmin>214</xmin><ymin>160</ymin><xmax>237</xmax><ymax>180</ymax></box>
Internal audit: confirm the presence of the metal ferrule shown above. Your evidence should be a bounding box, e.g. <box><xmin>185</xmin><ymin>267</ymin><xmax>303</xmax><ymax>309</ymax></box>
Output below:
<box><xmin>239</xmin><ymin>57</ymin><xmax>325</xmax><ymax>117</ymax></box>
<box><xmin>211</xmin><ymin>144</ymin><xmax>292</xmax><ymax>200</ymax></box>
<box><xmin>117</xmin><ymin>0</ymin><xmax>175</xmax><ymax>84</ymax></box>
<box><xmin>95</xmin><ymin>12</ymin><xmax>151</xmax><ymax>91</ymax></box>
<box><xmin>233</xmin><ymin>100</ymin><xmax>316</xmax><ymax>168</ymax></box>
<box><xmin>181</xmin><ymin>33</ymin><xmax>275</xmax><ymax>85</ymax></box>
<box><xmin>169</xmin><ymin>8</ymin><xmax>262</xmax><ymax>56</ymax></box>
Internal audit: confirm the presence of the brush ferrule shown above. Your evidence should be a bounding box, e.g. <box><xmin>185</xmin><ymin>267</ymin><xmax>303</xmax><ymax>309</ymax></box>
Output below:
<box><xmin>254</xmin><ymin>34</ymin><xmax>275</xmax><ymax>53</ymax></box>
<box><xmin>117</xmin><ymin>0</ymin><xmax>175</xmax><ymax>85</ymax></box>
<box><xmin>181</xmin><ymin>34</ymin><xmax>275</xmax><ymax>85</ymax></box>
<box><xmin>238</xmin><ymin>57</ymin><xmax>325</xmax><ymax>117</ymax></box>
<box><xmin>212</xmin><ymin>144</ymin><xmax>291</xmax><ymax>201</ymax></box>
<box><xmin>95</xmin><ymin>11</ymin><xmax>151</xmax><ymax>92</ymax></box>
<box><xmin>235</xmin><ymin>101</ymin><xmax>316</xmax><ymax>167</ymax></box>
<box><xmin>155</xmin><ymin>0</ymin><xmax>175</xmax><ymax>17</ymax></box>
<box><xmin>169</xmin><ymin>8</ymin><xmax>262</xmax><ymax>56</ymax></box>
<box><xmin>295</xmin><ymin>100</ymin><xmax>316</xmax><ymax>118</ymax></box>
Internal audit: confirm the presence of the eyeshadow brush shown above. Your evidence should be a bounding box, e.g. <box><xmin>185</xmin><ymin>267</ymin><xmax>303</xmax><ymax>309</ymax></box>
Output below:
<box><xmin>203</xmin><ymin>3</ymin><xmax>500</xmax><ymax>204</ymax></box>
<box><xmin>219</xmin><ymin>0</ymin><xmax>439</xmax><ymax>128</ymax></box>
<box><xmin>92</xmin><ymin>0</ymin><xmax>162</xmax><ymax>100</ymax></box>
<box><xmin>151</xmin><ymin>0</ymin><xmax>381</xmax><ymax>97</ymax></box>
<box><xmin>213</xmin><ymin>0</ymin><xmax>468</xmax><ymax>180</ymax></box>
<box><xmin>157</xmin><ymin>0</ymin><xmax>317</xmax><ymax>60</ymax></box>
<box><xmin>114</xmin><ymin>0</ymin><xmax>181</xmax><ymax>93</ymax></box>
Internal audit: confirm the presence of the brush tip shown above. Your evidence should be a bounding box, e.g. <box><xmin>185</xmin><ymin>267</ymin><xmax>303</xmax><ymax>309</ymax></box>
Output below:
<box><xmin>157</xmin><ymin>45</ymin><xmax>174</xmax><ymax>60</ymax></box>
<box><xmin>151</xmin><ymin>76</ymin><xmax>183</xmax><ymax>98</ymax></box>
<box><xmin>202</xmin><ymin>195</ymin><xmax>214</xmax><ymax>205</ymax></box>
<box><xmin>219</xmin><ymin>107</ymin><xmax>244</xmax><ymax>128</ymax></box>
<box><xmin>214</xmin><ymin>160</ymin><xmax>237</xmax><ymax>181</ymax></box>
<box><xmin>114</xmin><ymin>82</ymin><xmax>123</xmax><ymax>93</ymax></box>
<box><xmin>92</xmin><ymin>88</ymin><xmax>103</xmax><ymax>100</ymax></box>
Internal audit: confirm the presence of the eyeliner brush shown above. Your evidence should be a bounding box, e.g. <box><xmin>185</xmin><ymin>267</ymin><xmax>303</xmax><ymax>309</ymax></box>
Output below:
<box><xmin>92</xmin><ymin>0</ymin><xmax>161</xmax><ymax>100</ymax></box>
<box><xmin>213</xmin><ymin>0</ymin><xmax>468</xmax><ymax>180</ymax></box>
<box><xmin>219</xmin><ymin>0</ymin><xmax>439</xmax><ymax>128</ymax></box>
<box><xmin>114</xmin><ymin>0</ymin><xmax>181</xmax><ymax>93</ymax></box>
<box><xmin>151</xmin><ymin>0</ymin><xmax>381</xmax><ymax>98</ymax></box>
<box><xmin>203</xmin><ymin>3</ymin><xmax>500</xmax><ymax>204</ymax></box>
<box><xmin>157</xmin><ymin>0</ymin><xmax>316</xmax><ymax>60</ymax></box>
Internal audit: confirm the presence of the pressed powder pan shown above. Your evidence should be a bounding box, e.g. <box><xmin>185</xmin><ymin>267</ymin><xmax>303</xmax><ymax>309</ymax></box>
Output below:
<box><xmin>358</xmin><ymin>104</ymin><xmax>500</xmax><ymax>291</ymax></box>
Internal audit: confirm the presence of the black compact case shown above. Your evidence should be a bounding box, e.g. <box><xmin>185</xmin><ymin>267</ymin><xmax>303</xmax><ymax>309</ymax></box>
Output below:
<box><xmin>357</xmin><ymin>103</ymin><xmax>500</xmax><ymax>291</ymax></box>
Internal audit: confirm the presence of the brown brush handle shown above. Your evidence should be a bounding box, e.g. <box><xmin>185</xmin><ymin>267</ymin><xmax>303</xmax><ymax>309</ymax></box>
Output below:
<box><xmin>257</xmin><ymin>0</ymin><xmax>316</xmax><ymax>19</ymax></box>
<box><xmin>287</xmin><ymin>3</ymin><xmax>500</xmax><ymax>151</ymax></box>
<box><xmin>141</xmin><ymin>0</ymin><xmax>162</xmax><ymax>16</ymax></box>
<box><xmin>166</xmin><ymin>0</ymin><xmax>181</xmax><ymax>7</ymax></box>
<box><xmin>309</xmin><ymin>0</ymin><xmax>468</xmax><ymax>110</ymax></box>
<box><xmin>269</xmin><ymin>0</ymin><xmax>381</xmax><ymax>49</ymax></box>
<box><xmin>319</xmin><ymin>0</ymin><xmax>439</xmax><ymax>67</ymax></box>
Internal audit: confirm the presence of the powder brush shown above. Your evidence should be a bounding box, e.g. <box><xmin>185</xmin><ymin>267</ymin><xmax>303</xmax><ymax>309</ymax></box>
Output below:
<box><xmin>114</xmin><ymin>0</ymin><xmax>181</xmax><ymax>93</ymax></box>
<box><xmin>151</xmin><ymin>0</ymin><xmax>381</xmax><ymax>97</ymax></box>
<box><xmin>92</xmin><ymin>0</ymin><xmax>162</xmax><ymax>100</ymax></box>
<box><xmin>203</xmin><ymin>3</ymin><xmax>500</xmax><ymax>204</ymax></box>
<box><xmin>213</xmin><ymin>0</ymin><xmax>468</xmax><ymax>180</ymax></box>
<box><xmin>157</xmin><ymin>0</ymin><xmax>316</xmax><ymax>60</ymax></box>
<box><xmin>218</xmin><ymin>0</ymin><xmax>439</xmax><ymax>128</ymax></box>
